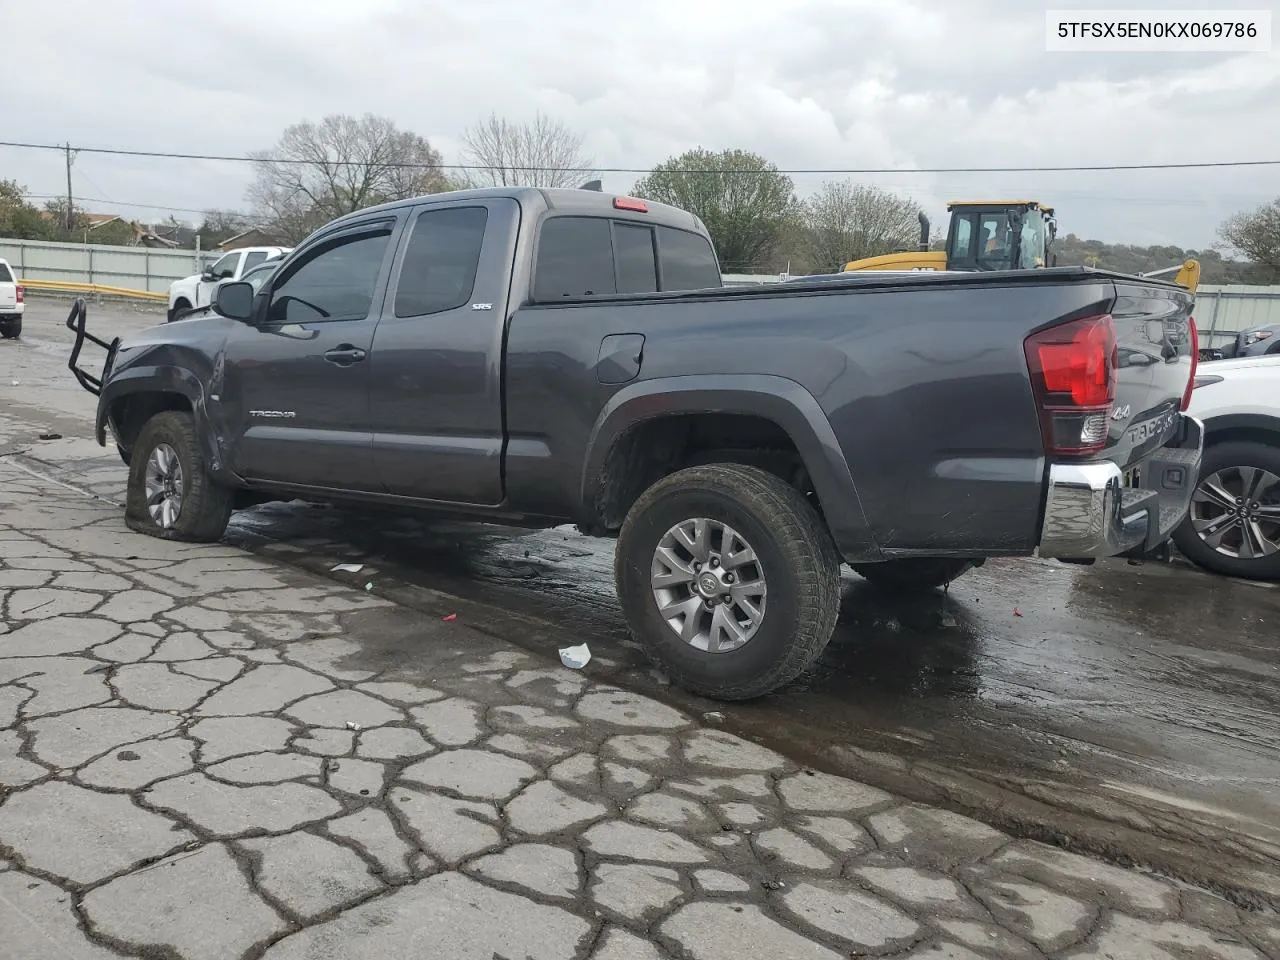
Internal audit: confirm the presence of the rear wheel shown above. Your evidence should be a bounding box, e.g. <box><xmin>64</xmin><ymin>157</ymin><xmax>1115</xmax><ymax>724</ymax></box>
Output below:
<box><xmin>614</xmin><ymin>463</ymin><xmax>840</xmax><ymax>700</ymax></box>
<box><xmin>849</xmin><ymin>557</ymin><xmax>977</xmax><ymax>591</ymax></box>
<box><xmin>125</xmin><ymin>411</ymin><xmax>232</xmax><ymax>542</ymax></box>
<box><xmin>1171</xmin><ymin>440</ymin><xmax>1280</xmax><ymax>581</ymax></box>
<box><xmin>0</xmin><ymin>317</ymin><xmax>20</xmax><ymax>339</ymax></box>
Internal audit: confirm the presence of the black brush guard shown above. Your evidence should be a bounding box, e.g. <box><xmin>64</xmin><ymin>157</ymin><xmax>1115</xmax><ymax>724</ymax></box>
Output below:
<box><xmin>66</xmin><ymin>298</ymin><xmax>120</xmax><ymax>397</ymax></box>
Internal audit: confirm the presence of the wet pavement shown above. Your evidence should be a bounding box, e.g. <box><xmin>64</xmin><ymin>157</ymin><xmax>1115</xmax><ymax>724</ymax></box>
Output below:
<box><xmin>5</xmin><ymin>298</ymin><xmax>1280</xmax><ymax>912</ymax></box>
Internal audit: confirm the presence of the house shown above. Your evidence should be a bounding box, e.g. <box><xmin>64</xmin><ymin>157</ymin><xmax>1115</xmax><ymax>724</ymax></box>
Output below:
<box><xmin>218</xmin><ymin>227</ymin><xmax>286</xmax><ymax>251</ymax></box>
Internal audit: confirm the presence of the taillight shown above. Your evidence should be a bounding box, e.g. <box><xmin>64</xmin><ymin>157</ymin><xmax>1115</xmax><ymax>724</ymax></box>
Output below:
<box><xmin>1024</xmin><ymin>314</ymin><xmax>1117</xmax><ymax>455</ymax></box>
<box><xmin>613</xmin><ymin>196</ymin><xmax>648</xmax><ymax>212</ymax></box>
<box><xmin>1181</xmin><ymin>316</ymin><xmax>1198</xmax><ymax>411</ymax></box>
<box><xmin>15</xmin><ymin>286</ymin><xmax>22</xmax><ymax>303</ymax></box>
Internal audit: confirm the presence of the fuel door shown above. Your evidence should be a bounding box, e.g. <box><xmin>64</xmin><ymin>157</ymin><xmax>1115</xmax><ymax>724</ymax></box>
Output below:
<box><xmin>595</xmin><ymin>333</ymin><xmax>645</xmax><ymax>384</ymax></box>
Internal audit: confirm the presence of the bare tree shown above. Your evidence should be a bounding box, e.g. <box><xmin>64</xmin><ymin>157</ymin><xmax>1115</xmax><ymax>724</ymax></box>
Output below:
<box><xmin>247</xmin><ymin>113</ymin><xmax>451</xmax><ymax>243</ymax></box>
<box><xmin>459</xmin><ymin>113</ymin><xmax>597</xmax><ymax>189</ymax></box>
<box><xmin>1218</xmin><ymin>197</ymin><xmax>1280</xmax><ymax>279</ymax></box>
<box><xmin>800</xmin><ymin>180</ymin><xmax>927</xmax><ymax>273</ymax></box>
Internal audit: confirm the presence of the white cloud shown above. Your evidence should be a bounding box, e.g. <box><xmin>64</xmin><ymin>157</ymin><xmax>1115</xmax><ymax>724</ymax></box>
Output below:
<box><xmin>2</xmin><ymin>0</ymin><xmax>1277</xmax><ymax>248</ymax></box>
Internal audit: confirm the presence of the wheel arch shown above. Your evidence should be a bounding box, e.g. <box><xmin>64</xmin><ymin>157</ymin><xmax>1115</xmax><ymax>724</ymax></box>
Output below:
<box><xmin>1200</xmin><ymin>413</ymin><xmax>1280</xmax><ymax>452</ymax></box>
<box><xmin>580</xmin><ymin>374</ymin><xmax>882</xmax><ymax>562</ymax></box>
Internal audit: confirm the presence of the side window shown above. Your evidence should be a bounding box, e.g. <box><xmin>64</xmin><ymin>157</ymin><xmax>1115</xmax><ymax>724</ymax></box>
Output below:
<box><xmin>267</xmin><ymin>229</ymin><xmax>391</xmax><ymax>325</ymax></box>
<box><xmin>394</xmin><ymin>206</ymin><xmax>489</xmax><ymax>318</ymax></box>
<box><xmin>613</xmin><ymin>222</ymin><xmax>657</xmax><ymax>294</ymax></box>
<box><xmin>534</xmin><ymin>217</ymin><xmax>616</xmax><ymax>300</ymax></box>
<box><xmin>952</xmin><ymin>217</ymin><xmax>972</xmax><ymax>258</ymax></box>
<box><xmin>242</xmin><ymin>251</ymin><xmax>269</xmax><ymax>271</ymax></box>
<box><xmin>656</xmin><ymin>226</ymin><xmax>719</xmax><ymax>291</ymax></box>
<box><xmin>209</xmin><ymin>252</ymin><xmax>240</xmax><ymax>279</ymax></box>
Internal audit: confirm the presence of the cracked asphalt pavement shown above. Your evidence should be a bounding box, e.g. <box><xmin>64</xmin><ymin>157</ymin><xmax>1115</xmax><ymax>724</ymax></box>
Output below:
<box><xmin>2</xmin><ymin>298</ymin><xmax>1279</xmax><ymax>957</ymax></box>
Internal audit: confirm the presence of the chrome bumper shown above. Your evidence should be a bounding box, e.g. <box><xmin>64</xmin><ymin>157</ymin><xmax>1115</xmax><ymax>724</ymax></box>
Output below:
<box><xmin>1037</xmin><ymin>414</ymin><xmax>1203</xmax><ymax>559</ymax></box>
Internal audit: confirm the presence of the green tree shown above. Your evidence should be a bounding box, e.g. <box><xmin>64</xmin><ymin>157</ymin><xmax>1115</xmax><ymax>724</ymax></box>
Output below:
<box><xmin>247</xmin><ymin>113</ymin><xmax>452</xmax><ymax>243</ymax></box>
<box><xmin>801</xmin><ymin>180</ymin><xmax>926</xmax><ymax>273</ymax></box>
<box><xmin>0</xmin><ymin>179</ymin><xmax>52</xmax><ymax>239</ymax></box>
<box><xmin>1218</xmin><ymin>198</ymin><xmax>1280</xmax><ymax>280</ymax></box>
<box><xmin>631</xmin><ymin>148</ymin><xmax>797</xmax><ymax>273</ymax></box>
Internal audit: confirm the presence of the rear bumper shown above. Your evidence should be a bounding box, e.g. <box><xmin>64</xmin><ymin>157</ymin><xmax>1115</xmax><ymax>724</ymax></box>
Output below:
<box><xmin>1037</xmin><ymin>413</ymin><xmax>1203</xmax><ymax>559</ymax></box>
<box><xmin>0</xmin><ymin>307</ymin><xmax>22</xmax><ymax>320</ymax></box>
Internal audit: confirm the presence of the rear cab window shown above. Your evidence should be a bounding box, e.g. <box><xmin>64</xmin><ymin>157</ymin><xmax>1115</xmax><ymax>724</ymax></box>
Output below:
<box><xmin>532</xmin><ymin>214</ymin><xmax>719</xmax><ymax>301</ymax></box>
<box><xmin>0</xmin><ymin>262</ymin><xmax>13</xmax><ymax>283</ymax></box>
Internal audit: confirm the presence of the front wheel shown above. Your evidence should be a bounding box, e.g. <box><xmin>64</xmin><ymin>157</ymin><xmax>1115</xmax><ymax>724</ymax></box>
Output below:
<box><xmin>125</xmin><ymin>411</ymin><xmax>232</xmax><ymax>542</ymax></box>
<box><xmin>1171</xmin><ymin>440</ymin><xmax>1280</xmax><ymax>581</ymax></box>
<box><xmin>614</xmin><ymin>463</ymin><xmax>841</xmax><ymax>700</ymax></box>
<box><xmin>849</xmin><ymin>557</ymin><xmax>977</xmax><ymax>591</ymax></box>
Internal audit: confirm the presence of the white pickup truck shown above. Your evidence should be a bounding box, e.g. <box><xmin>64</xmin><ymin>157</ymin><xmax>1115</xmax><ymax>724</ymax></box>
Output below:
<box><xmin>0</xmin><ymin>257</ymin><xmax>24</xmax><ymax>339</ymax></box>
<box><xmin>167</xmin><ymin>246</ymin><xmax>289</xmax><ymax>322</ymax></box>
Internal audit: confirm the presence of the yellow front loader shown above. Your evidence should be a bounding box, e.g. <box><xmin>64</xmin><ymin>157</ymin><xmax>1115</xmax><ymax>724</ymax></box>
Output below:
<box><xmin>841</xmin><ymin>200</ymin><xmax>1200</xmax><ymax>294</ymax></box>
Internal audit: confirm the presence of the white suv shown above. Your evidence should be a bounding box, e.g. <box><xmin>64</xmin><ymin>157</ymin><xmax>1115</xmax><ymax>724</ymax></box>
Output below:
<box><xmin>0</xmin><ymin>257</ymin><xmax>24</xmax><ymax>339</ymax></box>
<box><xmin>1175</xmin><ymin>355</ymin><xmax>1280</xmax><ymax>580</ymax></box>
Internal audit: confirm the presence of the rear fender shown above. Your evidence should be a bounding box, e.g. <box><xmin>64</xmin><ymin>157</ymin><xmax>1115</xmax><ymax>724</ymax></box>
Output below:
<box><xmin>580</xmin><ymin>374</ymin><xmax>882</xmax><ymax>561</ymax></box>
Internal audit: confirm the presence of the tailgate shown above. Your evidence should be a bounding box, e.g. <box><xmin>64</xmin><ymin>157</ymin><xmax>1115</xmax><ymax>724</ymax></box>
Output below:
<box><xmin>0</xmin><ymin>283</ymin><xmax>15</xmax><ymax>309</ymax></box>
<box><xmin>1105</xmin><ymin>280</ymin><xmax>1195</xmax><ymax>470</ymax></box>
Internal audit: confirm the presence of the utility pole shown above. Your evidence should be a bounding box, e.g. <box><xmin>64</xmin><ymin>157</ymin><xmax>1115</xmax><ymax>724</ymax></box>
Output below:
<box><xmin>64</xmin><ymin>142</ymin><xmax>77</xmax><ymax>232</ymax></box>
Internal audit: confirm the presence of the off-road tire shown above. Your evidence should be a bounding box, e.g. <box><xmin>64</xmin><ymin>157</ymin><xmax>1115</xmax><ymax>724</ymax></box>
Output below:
<box><xmin>1171</xmin><ymin>440</ymin><xmax>1280</xmax><ymax>581</ymax></box>
<box><xmin>614</xmin><ymin>463</ymin><xmax>841</xmax><ymax>700</ymax></box>
<box><xmin>0</xmin><ymin>317</ymin><xmax>20</xmax><ymax>339</ymax></box>
<box><xmin>849</xmin><ymin>557</ymin><xmax>977</xmax><ymax>591</ymax></box>
<box><xmin>125</xmin><ymin>411</ymin><xmax>232</xmax><ymax>542</ymax></box>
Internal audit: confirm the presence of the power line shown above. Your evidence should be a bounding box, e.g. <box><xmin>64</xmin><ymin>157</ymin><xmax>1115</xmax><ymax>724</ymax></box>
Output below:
<box><xmin>3</xmin><ymin>138</ymin><xmax>1280</xmax><ymax>174</ymax></box>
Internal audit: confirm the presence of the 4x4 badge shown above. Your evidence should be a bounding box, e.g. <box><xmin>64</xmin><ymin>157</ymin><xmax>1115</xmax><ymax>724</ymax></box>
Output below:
<box><xmin>1110</xmin><ymin>405</ymin><xmax>1131</xmax><ymax>420</ymax></box>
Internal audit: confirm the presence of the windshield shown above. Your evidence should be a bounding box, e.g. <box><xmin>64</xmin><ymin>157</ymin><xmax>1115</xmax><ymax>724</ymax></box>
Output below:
<box><xmin>244</xmin><ymin>264</ymin><xmax>279</xmax><ymax>292</ymax></box>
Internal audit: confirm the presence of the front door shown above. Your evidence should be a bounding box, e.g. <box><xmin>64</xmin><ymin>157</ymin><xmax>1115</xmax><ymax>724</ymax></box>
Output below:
<box><xmin>369</xmin><ymin>198</ymin><xmax>518</xmax><ymax>503</ymax></box>
<box><xmin>198</xmin><ymin>251</ymin><xmax>241</xmax><ymax>308</ymax></box>
<box><xmin>221</xmin><ymin>217</ymin><xmax>401</xmax><ymax>491</ymax></box>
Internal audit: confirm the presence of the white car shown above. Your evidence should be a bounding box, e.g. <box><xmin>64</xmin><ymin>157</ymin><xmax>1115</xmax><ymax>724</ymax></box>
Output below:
<box><xmin>167</xmin><ymin>246</ymin><xmax>290</xmax><ymax>322</ymax></box>
<box><xmin>0</xmin><ymin>257</ymin><xmax>24</xmax><ymax>339</ymax></box>
<box><xmin>1174</xmin><ymin>355</ymin><xmax>1280</xmax><ymax>580</ymax></box>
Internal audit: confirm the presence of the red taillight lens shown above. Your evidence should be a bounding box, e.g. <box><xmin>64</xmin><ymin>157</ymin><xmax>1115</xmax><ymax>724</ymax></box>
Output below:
<box><xmin>15</xmin><ymin>286</ymin><xmax>22</xmax><ymax>303</ymax></box>
<box><xmin>1024</xmin><ymin>314</ymin><xmax>1117</xmax><ymax>455</ymax></box>
<box><xmin>1181</xmin><ymin>316</ymin><xmax>1198</xmax><ymax>411</ymax></box>
<box><xmin>613</xmin><ymin>196</ymin><xmax>648</xmax><ymax>212</ymax></box>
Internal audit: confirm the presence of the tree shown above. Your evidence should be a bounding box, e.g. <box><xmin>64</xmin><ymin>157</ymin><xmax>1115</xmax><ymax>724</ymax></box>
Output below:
<box><xmin>246</xmin><ymin>113</ymin><xmax>451</xmax><ymax>243</ymax></box>
<box><xmin>459</xmin><ymin>112</ymin><xmax>597</xmax><ymax>189</ymax></box>
<box><xmin>799</xmin><ymin>181</ymin><xmax>926</xmax><ymax>273</ymax></box>
<box><xmin>631</xmin><ymin>148</ymin><xmax>797</xmax><ymax>273</ymax></box>
<box><xmin>0</xmin><ymin>179</ymin><xmax>51</xmax><ymax>239</ymax></box>
<box><xmin>1218</xmin><ymin>198</ymin><xmax>1280</xmax><ymax>280</ymax></box>
<box><xmin>197</xmin><ymin>208</ymin><xmax>252</xmax><ymax>249</ymax></box>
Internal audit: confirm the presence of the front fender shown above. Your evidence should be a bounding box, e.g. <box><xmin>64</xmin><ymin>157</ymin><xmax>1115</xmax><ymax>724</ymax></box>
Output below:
<box><xmin>580</xmin><ymin>374</ymin><xmax>882</xmax><ymax>562</ymax></box>
<box><xmin>96</xmin><ymin>365</ymin><xmax>230</xmax><ymax>481</ymax></box>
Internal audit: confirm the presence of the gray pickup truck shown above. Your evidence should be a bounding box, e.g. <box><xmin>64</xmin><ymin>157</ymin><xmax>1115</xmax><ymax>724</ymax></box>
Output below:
<box><xmin>68</xmin><ymin>185</ymin><xmax>1203</xmax><ymax>700</ymax></box>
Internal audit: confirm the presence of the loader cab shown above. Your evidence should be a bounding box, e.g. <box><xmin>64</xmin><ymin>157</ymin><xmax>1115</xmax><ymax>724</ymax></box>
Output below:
<box><xmin>945</xmin><ymin>201</ymin><xmax>1055</xmax><ymax>272</ymax></box>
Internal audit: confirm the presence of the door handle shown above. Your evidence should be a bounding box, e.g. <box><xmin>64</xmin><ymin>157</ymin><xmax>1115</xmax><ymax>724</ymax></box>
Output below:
<box><xmin>324</xmin><ymin>345</ymin><xmax>366</xmax><ymax>366</ymax></box>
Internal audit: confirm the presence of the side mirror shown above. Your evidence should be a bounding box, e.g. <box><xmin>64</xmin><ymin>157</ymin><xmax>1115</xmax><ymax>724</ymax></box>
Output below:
<box><xmin>215</xmin><ymin>281</ymin><xmax>256</xmax><ymax>323</ymax></box>
<box><xmin>200</xmin><ymin>270</ymin><xmax>215</xmax><ymax>282</ymax></box>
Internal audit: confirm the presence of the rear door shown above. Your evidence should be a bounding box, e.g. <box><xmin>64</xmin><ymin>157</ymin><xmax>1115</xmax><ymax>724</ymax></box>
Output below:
<box><xmin>221</xmin><ymin>216</ymin><xmax>403</xmax><ymax>491</ymax></box>
<box><xmin>0</xmin><ymin>261</ymin><xmax>15</xmax><ymax>311</ymax></box>
<box><xmin>368</xmin><ymin>197</ymin><xmax>519</xmax><ymax>503</ymax></box>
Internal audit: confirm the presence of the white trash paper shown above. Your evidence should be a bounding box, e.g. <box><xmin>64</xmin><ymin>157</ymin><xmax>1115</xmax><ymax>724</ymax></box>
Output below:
<box><xmin>558</xmin><ymin>643</ymin><xmax>591</xmax><ymax>669</ymax></box>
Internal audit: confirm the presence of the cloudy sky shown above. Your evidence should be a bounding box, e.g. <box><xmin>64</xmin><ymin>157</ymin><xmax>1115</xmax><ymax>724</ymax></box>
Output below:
<box><xmin>4</xmin><ymin>0</ymin><xmax>1278</xmax><ymax>258</ymax></box>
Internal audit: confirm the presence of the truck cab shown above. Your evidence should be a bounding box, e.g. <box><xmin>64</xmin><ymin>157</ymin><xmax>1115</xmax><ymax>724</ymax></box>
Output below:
<box><xmin>167</xmin><ymin>245</ymin><xmax>290</xmax><ymax>322</ymax></box>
